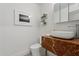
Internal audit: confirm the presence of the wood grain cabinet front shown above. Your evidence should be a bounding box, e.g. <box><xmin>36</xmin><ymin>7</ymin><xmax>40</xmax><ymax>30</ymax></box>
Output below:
<box><xmin>41</xmin><ymin>36</ymin><xmax>55</xmax><ymax>53</ymax></box>
<box><xmin>41</xmin><ymin>36</ymin><xmax>79</xmax><ymax>56</ymax></box>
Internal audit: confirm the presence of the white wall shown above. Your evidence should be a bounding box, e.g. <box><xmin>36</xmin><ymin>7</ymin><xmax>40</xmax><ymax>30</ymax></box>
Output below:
<box><xmin>0</xmin><ymin>3</ymin><xmax>41</xmax><ymax>56</ymax></box>
<box><xmin>39</xmin><ymin>3</ymin><xmax>55</xmax><ymax>36</ymax></box>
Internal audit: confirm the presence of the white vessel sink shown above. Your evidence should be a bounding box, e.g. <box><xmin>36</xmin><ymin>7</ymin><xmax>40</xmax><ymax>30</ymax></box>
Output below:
<box><xmin>50</xmin><ymin>31</ymin><xmax>75</xmax><ymax>39</ymax></box>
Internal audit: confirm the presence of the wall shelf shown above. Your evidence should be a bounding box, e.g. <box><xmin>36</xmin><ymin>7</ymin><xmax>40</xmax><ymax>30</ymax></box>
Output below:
<box><xmin>56</xmin><ymin>19</ymin><xmax>79</xmax><ymax>24</ymax></box>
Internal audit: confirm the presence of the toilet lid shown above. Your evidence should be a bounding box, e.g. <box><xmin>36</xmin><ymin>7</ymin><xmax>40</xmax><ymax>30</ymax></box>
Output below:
<box><xmin>30</xmin><ymin>43</ymin><xmax>41</xmax><ymax>49</ymax></box>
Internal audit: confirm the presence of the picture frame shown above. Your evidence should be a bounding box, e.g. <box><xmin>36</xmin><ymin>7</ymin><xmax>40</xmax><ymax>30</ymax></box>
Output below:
<box><xmin>14</xmin><ymin>9</ymin><xmax>32</xmax><ymax>26</ymax></box>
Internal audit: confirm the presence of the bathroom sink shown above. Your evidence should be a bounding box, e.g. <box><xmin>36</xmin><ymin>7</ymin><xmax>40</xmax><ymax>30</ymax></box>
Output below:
<box><xmin>50</xmin><ymin>31</ymin><xmax>75</xmax><ymax>39</ymax></box>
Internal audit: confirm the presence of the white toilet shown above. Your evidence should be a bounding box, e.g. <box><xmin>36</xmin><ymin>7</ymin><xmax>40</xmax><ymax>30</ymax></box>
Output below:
<box><xmin>30</xmin><ymin>43</ymin><xmax>41</xmax><ymax>56</ymax></box>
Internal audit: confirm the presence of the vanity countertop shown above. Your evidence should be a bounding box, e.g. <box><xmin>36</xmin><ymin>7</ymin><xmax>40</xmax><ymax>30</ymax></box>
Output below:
<box><xmin>41</xmin><ymin>35</ymin><xmax>79</xmax><ymax>56</ymax></box>
<box><xmin>43</xmin><ymin>35</ymin><xmax>79</xmax><ymax>45</ymax></box>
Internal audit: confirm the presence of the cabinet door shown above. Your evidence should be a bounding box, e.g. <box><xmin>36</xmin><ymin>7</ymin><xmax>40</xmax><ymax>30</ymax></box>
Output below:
<box><xmin>60</xmin><ymin>3</ymin><xmax>68</xmax><ymax>22</ymax></box>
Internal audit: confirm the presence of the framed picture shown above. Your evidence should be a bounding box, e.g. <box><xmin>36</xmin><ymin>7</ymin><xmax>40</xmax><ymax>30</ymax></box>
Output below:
<box><xmin>14</xmin><ymin>9</ymin><xmax>32</xmax><ymax>26</ymax></box>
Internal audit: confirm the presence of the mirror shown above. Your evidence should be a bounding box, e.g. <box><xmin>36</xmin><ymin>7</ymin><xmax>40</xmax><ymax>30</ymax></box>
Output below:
<box><xmin>53</xmin><ymin>4</ymin><xmax>60</xmax><ymax>23</ymax></box>
<box><xmin>69</xmin><ymin>3</ymin><xmax>79</xmax><ymax>21</ymax></box>
<box><xmin>54</xmin><ymin>3</ymin><xmax>79</xmax><ymax>23</ymax></box>
<box><xmin>54</xmin><ymin>3</ymin><xmax>69</xmax><ymax>23</ymax></box>
<box><xmin>60</xmin><ymin>3</ymin><xmax>69</xmax><ymax>22</ymax></box>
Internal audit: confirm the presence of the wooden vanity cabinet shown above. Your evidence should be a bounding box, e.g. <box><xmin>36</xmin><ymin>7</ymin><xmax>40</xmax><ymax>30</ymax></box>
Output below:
<box><xmin>41</xmin><ymin>36</ymin><xmax>55</xmax><ymax>53</ymax></box>
<box><xmin>41</xmin><ymin>36</ymin><xmax>79</xmax><ymax>56</ymax></box>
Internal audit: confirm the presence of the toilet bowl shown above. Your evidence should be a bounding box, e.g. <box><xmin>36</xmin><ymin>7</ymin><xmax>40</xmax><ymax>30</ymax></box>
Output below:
<box><xmin>30</xmin><ymin>43</ymin><xmax>41</xmax><ymax>56</ymax></box>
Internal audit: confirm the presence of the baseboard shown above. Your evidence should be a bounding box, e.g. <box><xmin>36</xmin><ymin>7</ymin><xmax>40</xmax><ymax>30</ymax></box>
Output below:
<box><xmin>10</xmin><ymin>49</ymin><xmax>30</xmax><ymax>56</ymax></box>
